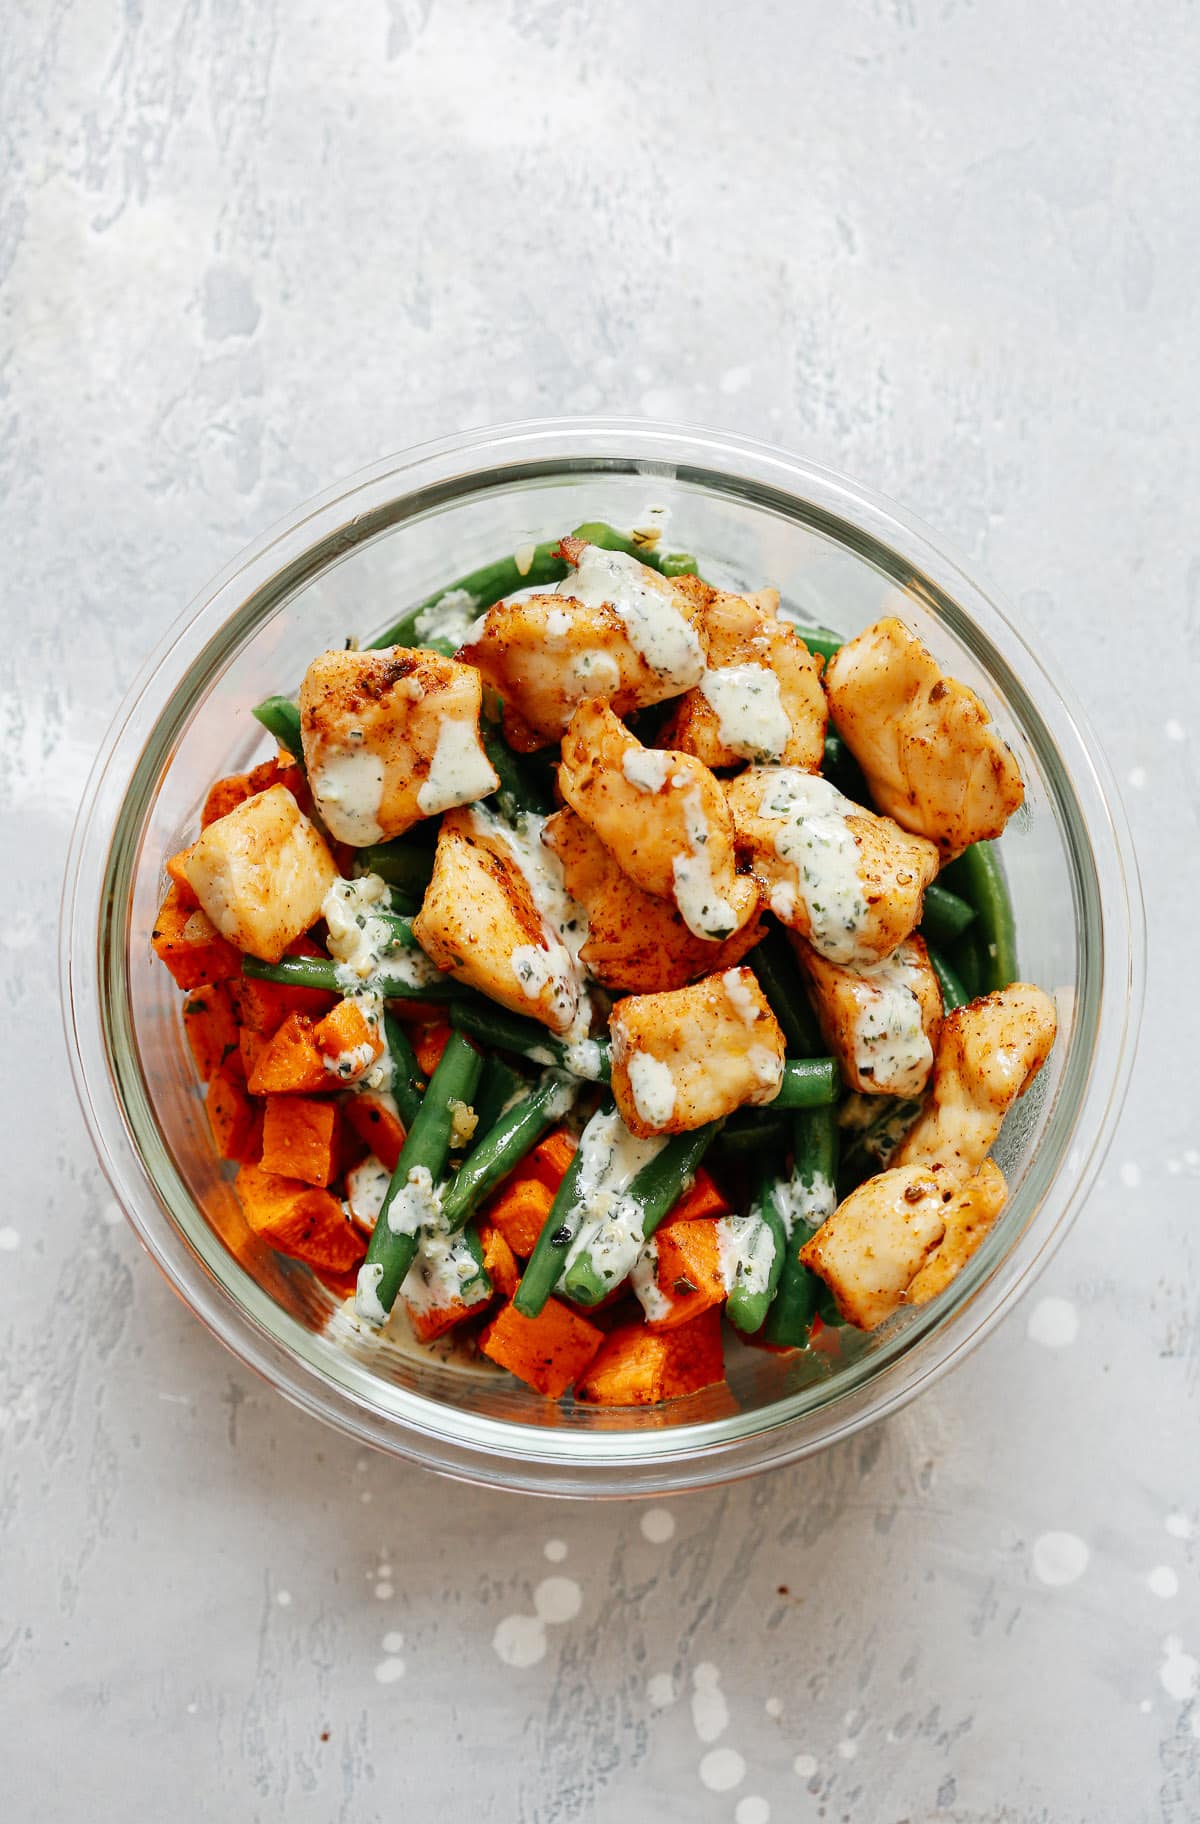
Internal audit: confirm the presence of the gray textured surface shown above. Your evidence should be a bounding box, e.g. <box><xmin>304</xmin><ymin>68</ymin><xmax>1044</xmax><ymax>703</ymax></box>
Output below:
<box><xmin>4</xmin><ymin>3</ymin><xmax>1198</xmax><ymax>1819</ymax></box>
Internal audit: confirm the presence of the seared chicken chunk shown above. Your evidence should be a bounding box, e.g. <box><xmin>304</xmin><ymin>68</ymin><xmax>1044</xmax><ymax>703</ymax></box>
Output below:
<box><xmin>893</xmin><ymin>983</ymin><xmax>1058</xmax><ymax>1182</ymax></box>
<box><xmin>824</xmin><ymin>616</ymin><xmax>1024</xmax><ymax>858</ymax></box>
<box><xmin>906</xmin><ymin>1158</ymin><xmax>1007</xmax><ymax>1306</ymax></box>
<box><xmin>559</xmin><ymin>699</ymin><xmax>760</xmax><ymax>944</ymax></box>
<box><xmin>298</xmin><ymin>646</ymin><xmax>498</xmax><ymax>844</ymax></box>
<box><xmin>799</xmin><ymin>1164</ymin><xmax>947</xmax><ymax>1329</ymax></box>
<box><xmin>792</xmin><ymin>933</ymin><xmax>942</xmax><ymax>1099</ymax></box>
<box><xmin>543</xmin><ymin>807</ymin><xmax>765</xmax><ymax>992</ymax></box>
<box><xmin>800</xmin><ymin>1158</ymin><xmax>1008</xmax><ymax>1328</ymax></box>
<box><xmin>461</xmin><ymin>538</ymin><xmax>709</xmax><ymax>751</ymax></box>
<box><xmin>661</xmin><ymin>587</ymin><xmax>827</xmax><ymax>768</ymax></box>
<box><xmin>609</xmin><ymin>967</ymin><xmax>785</xmax><ymax>1137</ymax></box>
<box><xmin>725</xmin><ymin>765</ymin><xmax>939</xmax><ymax>966</ymax></box>
<box><xmin>178</xmin><ymin>784</ymin><xmax>338</xmax><ymax>963</ymax></box>
<box><xmin>412</xmin><ymin>808</ymin><xmax>584</xmax><ymax>1034</ymax></box>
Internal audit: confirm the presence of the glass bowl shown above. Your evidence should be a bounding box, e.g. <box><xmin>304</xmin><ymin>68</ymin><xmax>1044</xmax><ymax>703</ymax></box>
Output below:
<box><xmin>61</xmin><ymin>420</ymin><xmax>1143</xmax><ymax>1497</ymax></box>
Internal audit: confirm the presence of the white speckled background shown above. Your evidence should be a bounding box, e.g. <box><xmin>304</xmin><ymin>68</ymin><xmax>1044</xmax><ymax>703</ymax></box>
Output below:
<box><xmin>4</xmin><ymin>3</ymin><xmax>1198</xmax><ymax>1818</ymax></box>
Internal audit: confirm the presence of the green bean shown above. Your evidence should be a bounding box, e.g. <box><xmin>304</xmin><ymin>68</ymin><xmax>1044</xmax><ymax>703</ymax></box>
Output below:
<box><xmin>469</xmin><ymin>1054</ymin><xmax>527</xmax><ymax>1147</ymax></box>
<box><xmin>769</xmin><ymin>1058</ymin><xmax>839</xmax><ymax>1109</ymax></box>
<box><xmin>570</xmin><ymin>521</ymin><xmax>696</xmax><ymax>577</ymax></box>
<box><xmin>724</xmin><ymin>1160</ymin><xmax>788</xmax><ymax>1334</ymax></box>
<box><xmin>920</xmin><ymin>881</ymin><xmax>976</xmax><ymax>947</ymax></box>
<box><xmin>838</xmin><ymin>1096</ymin><xmax>923</xmax><ymax>1195</ymax></box>
<box><xmin>512</xmin><ymin>1127</ymin><xmax>596</xmax><ymax>1318</ymax></box>
<box><xmin>715</xmin><ymin>1109</ymin><xmax>793</xmax><ymax>1155</ymax></box>
<box><xmin>821</xmin><ymin>732</ymin><xmax>870</xmax><ymax>804</ymax></box>
<box><xmin>449</xmin><ymin>1001</ymin><xmax>610</xmax><ymax>1080</ymax></box>
<box><xmin>354</xmin><ymin>841</ymin><xmax>435</xmax><ymax>903</ymax></box>
<box><xmin>439</xmin><ymin>1073</ymin><xmax>577</xmax><ymax>1232</ymax></box>
<box><xmin>369</xmin><ymin>540</ymin><xmax>570</xmax><ymax>651</ymax></box>
<box><xmin>947</xmin><ymin>924</ymin><xmax>985</xmax><ymax>1000</ymax></box>
<box><xmin>940</xmin><ymin>840</ymin><xmax>1018</xmax><ymax>992</ymax></box>
<box><xmin>928</xmin><ymin>945</ymin><xmax>970</xmax><ymax>1012</ymax></box>
<box><xmin>356</xmin><ymin>1031</ymin><xmax>484</xmax><ymax>1320</ymax></box>
<box><xmin>561</xmin><ymin>1124</ymin><xmax>721</xmax><ymax>1306</ymax></box>
<box><xmin>481</xmin><ymin>719</ymin><xmax>553</xmax><ymax>821</ymax></box>
<box><xmin>251</xmin><ymin>695</ymin><xmax>305</xmax><ymax>769</ymax></box>
<box><xmin>749</xmin><ymin>929</ymin><xmax>823</xmax><ymax>1057</ymax></box>
<box><xmin>242</xmin><ymin>953</ymin><xmax>469</xmax><ymax>1002</ymax></box>
<box><xmin>383</xmin><ymin>1010</ymin><xmax>425</xmax><ymax>1130</ymax></box>
<box><xmin>761</xmin><ymin>1106</ymin><xmax>839</xmax><ymax>1349</ymax></box>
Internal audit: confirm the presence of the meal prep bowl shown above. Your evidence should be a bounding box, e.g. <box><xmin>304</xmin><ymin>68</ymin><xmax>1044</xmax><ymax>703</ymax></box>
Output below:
<box><xmin>62</xmin><ymin>420</ymin><xmax>1143</xmax><ymax>1496</ymax></box>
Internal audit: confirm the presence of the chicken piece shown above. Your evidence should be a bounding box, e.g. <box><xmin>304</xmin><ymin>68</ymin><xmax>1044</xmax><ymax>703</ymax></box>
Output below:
<box><xmin>609</xmin><ymin>967</ymin><xmax>785</xmax><ymax>1138</ymax></box>
<box><xmin>660</xmin><ymin>587</ymin><xmax>827</xmax><ymax>768</ymax></box>
<box><xmin>799</xmin><ymin>1164</ymin><xmax>947</xmax><ymax>1329</ymax></box>
<box><xmin>178</xmin><ymin>784</ymin><xmax>338</xmax><ymax>963</ymax></box>
<box><xmin>907</xmin><ymin>1158</ymin><xmax>1007</xmax><ymax>1306</ymax></box>
<box><xmin>298</xmin><ymin>646</ymin><xmax>498</xmax><ymax>844</ymax></box>
<box><xmin>791</xmin><ymin>932</ymin><xmax>942</xmax><ymax>1099</ymax></box>
<box><xmin>824</xmin><ymin>615</ymin><xmax>1025</xmax><ymax>858</ymax></box>
<box><xmin>725</xmin><ymin>765</ymin><xmax>939</xmax><ymax>966</ymax></box>
<box><xmin>893</xmin><ymin>983</ymin><xmax>1058</xmax><ymax>1182</ymax></box>
<box><xmin>558</xmin><ymin>699</ymin><xmax>760</xmax><ymax>944</ymax></box>
<box><xmin>543</xmin><ymin>807</ymin><xmax>765</xmax><ymax>993</ymax></box>
<box><xmin>460</xmin><ymin>537</ymin><xmax>708</xmax><ymax>751</ymax></box>
<box><xmin>799</xmin><ymin>1158</ymin><xmax>1009</xmax><ymax>1329</ymax></box>
<box><xmin>412</xmin><ymin>807</ymin><xmax>584</xmax><ymax>1034</ymax></box>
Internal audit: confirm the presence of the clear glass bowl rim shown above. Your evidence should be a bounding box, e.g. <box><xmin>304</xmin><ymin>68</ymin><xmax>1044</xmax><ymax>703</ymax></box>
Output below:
<box><xmin>60</xmin><ymin>417</ymin><xmax>1144</xmax><ymax>1498</ymax></box>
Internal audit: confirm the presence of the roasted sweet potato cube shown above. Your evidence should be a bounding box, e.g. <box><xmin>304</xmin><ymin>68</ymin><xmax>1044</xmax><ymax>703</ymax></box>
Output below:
<box><xmin>151</xmin><ymin>883</ymin><xmax>242</xmax><ymax>990</ymax></box>
<box><xmin>202</xmin><ymin>757</ymin><xmax>306</xmax><ymax>829</ymax></box>
<box><xmin>314</xmin><ymin>998</ymin><xmax>385</xmax><ymax>1084</ymax></box>
<box><xmin>181</xmin><ymin>983</ymin><xmax>239</xmax><ymax>1082</ymax></box>
<box><xmin>658</xmin><ymin>1167</ymin><xmax>728</xmax><ymax>1229</ymax></box>
<box><xmin>343</xmin><ymin>1094</ymin><xmax>407</xmax><ymax>1173</ymax></box>
<box><xmin>575</xmin><ymin>1307</ymin><xmax>726</xmax><ymax>1405</ymax></box>
<box><xmin>412</xmin><ymin>1020</ymin><xmax>452</xmax><ymax>1078</ymax></box>
<box><xmin>165</xmin><ymin>852</ymin><xmax>198</xmax><ymax>900</ymax></box>
<box><xmin>480</xmin><ymin>1297</ymin><xmax>604</xmax><ymax>1399</ymax></box>
<box><xmin>239</xmin><ymin>1025</ymin><xmax>270</xmax><ymax>1079</ymax></box>
<box><xmin>481</xmin><ymin>1175</ymin><xmax>555</xmax><ymax>1260</ymax></box>
<box><xmin>528</xmin><ymin>1128</ymin><xmax>578</xmax><ymax>1190</ymax></box>
<box><xmin>479</xmin><ymin>1223</ymin><xmax>520</xmax><ymax>1300</ymax></box>
<box><xmin>229</xmin><ymin>936</ymin><xmax>337</xmax><ymax>1032</ymax></box>
<box><xmin>260</xmin><ymin>1096</ymin><xmax>340</xmax><ymax>1187</ymax></box>
<box><xmin>246</xmin><ymin>1012</ymin><xmax>328</xmax><ymax>1095</ymax></box>
<box><xmin>206</xmin><ymin>1057</ymin><xmax>263</xmax><ymax>1163</ymax></box>
<box><xmin>235</xmin><ymin>1163</ymin><xmax>366</xmax><ymax>1274</ymax></box>
<box><xmin>647</xmin><ymin>1217</ymin><xmax>725</xmax><ymax>1330</ymax></box>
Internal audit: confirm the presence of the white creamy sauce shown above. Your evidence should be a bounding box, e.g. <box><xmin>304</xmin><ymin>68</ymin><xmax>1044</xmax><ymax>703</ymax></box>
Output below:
<box><xmin>722</xmin><ymin>968</ymin><xmax>761</xmax><ymax>1026</ymax></box>
<box><xmin>545</xmin><ymin>607</ymin><xmax>573</xmax><ymax>643</ymax></box>
<box><xmin>355</xmin><ymin>1260</ymin><xmax>388</xmax><ymax>1325</ymax></box>
<box><xmin>850</xmin><ymin>944</ymin><xmax>933</xmax><ymax>1096</ymax></box>
<box><xmin>324</xmin><ymin>1037</ymin><xmax>377</xmax><ymax>1081</ymax></box>
<box><xmin>563</xmin><ymin>1038</ymin><xmax>605</xmax><ymax>1081</ymax></box>
<box><xmin>622</xmin><ymin>747</ymin><xmax>674</xmax><ymax>794</ymax></box>
<box><xmin>416</xmin><ymin>714</ymin><xmax>498</xmax><ymax>816</ymax></box>
<box><xmin>699</xmin><ymin>663</ymin><xmax>790</xmax><ymax>760</ymax></box>
<box><xmin>567</xmin><ymin>1108</ymin><xmax>666</xmax><ymax>1254</ymax></box>
<box><xmin>757</xmin><ymin>768</ymin><xmax>870</xmax><ymax>964</ymax></box>
<box><xmin>346</xmin><ymin>1155</ymin><xmax>392</xmax><ymax>1231</ymax></box>
<box><xmin>511</xmin><ymin>940</ymin><xmax>577</xmax><ymax>1025</ymax></box>
<box><xmin>384</xmin><ymin>1163</ymin><xmax>441</xmax><ymax>1237</ymax></box>
<box><xmin>568</xmin><ymin>648</ymin><xmax>622</xmax><ymax>693</ymax></box>
<box><xmin>716</xmin><ymin>1213</ymin><xmax>776</xmax><ymax>1297</ymax></box>
<box><xmin>770</xmin><ymin>1172</ymin><xmax>836</xmax><ymax>1240</ymax></box>
<box><xmin>324</xmin><ymin>873</ymin><xmax>441</xmax><ymax>993</ymax></box>
<box><xmin>563</xmin><ymin>1192</ymin><xmax>646</xmax><ymax>1292</ymax></box>
<box><xmin>401</xmin><ymin>1227</ymin><xmax>488</xmax><ymax>1316</ymax></box>
<box><xmin>671</xmin><ymin>787</ymin><xmax>738</xmax><ymax>940</ymax></box>
<box><xmin>560</xmin><ymin>544</ymin><xmax>704</xmax><ymax>689</ymax></box>
<box><xmin>472</xmin><ymin>806</ymin><xmax>591</xmax><ymax>1038</ymax></box>
<box><xmin>631</xmin><ymin>1237</ymin><xmax>672</xmax><ymax>1323</ymax></box>
<box><xmin>747</xmin><ymin>1044</ymin><xmax>784</xmax><ymax>1093</ymax></box>
<box><xmin>628</xmin><ymin>1051</ymin><xmax>677</xmax><ymax>1127</ymax></box>
<box><xmin>413</xmin><ymin>587</ymin><xmax>479</xmax><ymax>649</ymax></box>
<box><xmin>312</xmin><ymin>748</ymin><xmax>387</xmax><ymax>845</ymax></box>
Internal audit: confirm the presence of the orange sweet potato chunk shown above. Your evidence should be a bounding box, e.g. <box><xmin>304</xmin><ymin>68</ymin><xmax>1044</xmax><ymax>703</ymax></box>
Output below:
<box><xmin>658</xmin><ymin>1167</ymin><xmax>728</xmax><ymax>1229</ymax></box>
<box><xmin>479</xmin><ymin>1222</ymin><xmax>520</xmax><ymax>1300</ymax></box>
<box><xmin>247</xmin><ymin>1012</ymin><xmax>328</xmax><ymax>1095</ymax></box>
<box><xmin>575</xmin><ymin>1307</ymin><xmax>726</xmax><ymax>1406</ymax></box>
<box><xmin>481</xmin><ymin>1298</ymin><xmax>604</xmax><ymax>1399</ymax></box>
<box><xmin>412</xmin><ymin>1020</ymin><xmax>452</xmax><ymax>1078</ymax></box>
<box><xmin>152</xmin><ymin>884</ymin><xmax>241</xmax><ymax>990</ymax></box>
<box><xmin>528</xmin><ymin>1129</ymin><xmax>578</xmax><ymax>1190</ymax></box>
<box><xmin>235</xmin><ymin>1163</ymin><xmax>366</xmax><ymax>1274</ymax></box>
<box><xmin>314</xmin><ymin>999</ymin><xmax>385</xmax><ymax>1082</ymax></box>
<box><xmin>206</xmin><ymin>1058</ymin><xmax>263</xmax><ymax>1163</ymax></box>
<box><xmin>229</xmin><ymin>936</ymin><xmax>337</xmax><ymax>1033</ymax></box>
<box><xmin>647</xmin><ymin>1217</ymin><xmax>726</xmax><ymax>1330</ymax></box>
<box><xmin>260</xmin><ymin>1096</ymin><xmax>340</xmax><ymax>1187</ymax></box>
<box><xmin>181</xmin><ymin>983</ymin><xmax>239</xmax><ymax>1082</ymax></box>
<box><xmin>344</xmin><ymin>1094</ymin><xmax>406</xmax><ymax>1173</ymax></box>
<box><xmin>202</xmin><ymin>757</ymin><xmax>307</xmax><ymax>828</ymax></box>
<box><xmin>481</xmin><ymin>1175</ymin><xmax>555</xmax><ymax>1260</ymax></box>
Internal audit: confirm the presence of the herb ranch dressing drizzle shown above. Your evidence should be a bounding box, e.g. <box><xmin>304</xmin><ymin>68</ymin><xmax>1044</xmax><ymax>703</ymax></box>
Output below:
<box><xmin>850</xmin><ymin>943</ymin><xmax>934</xmax><ymax>1096</ymax></box>
<box><xmin>562</xmin><ymin>1108</ymin><xmax>667</xmax><ymax>1287</ymax></box>
<box><xmin>671</xmin><ymin>783</ymin><xmax>738</xmax><ymax>940</ymax></box>
<box><xmin>557</xmin><ymin>545</ymin><xmax>704</xmax><ymax>691</ymax></box>
<box><xmin>468</xmin><ymin>807</ymin><xmax>592</xmax><ymax>1039</ymax></box>
<box><xmin>416</xmin><ymin>714</ymin><xmax>498</xmax><ymax>816</ymax></box>
<box><xmin>715</xmin><ymin>1213</ymin><xmax>777</xmax><ymax>1297</ymax></box>
<box><xmin>756</xmin><ymin>768</ymin><xmax>870</xmax><ymax>964</ymax></box>
<box><xmin>770</xmin><ymin>1172</ymin><xmax>836</xmax><ymax>1239</ymax></box>
<box><xmin>413</xmin><ymin>587</ymin><xmax>480</xmax><ymax>649</ymax></box>
<box><xmin>311</xmin><ymin>749</ymin><xmax>387</xmax><ymax>845</ymax></box>
<box><xmin>699</xmin><ymin>663</ymin><xmax>790</xmax><ymax>761</ymax></box>
<box><xmin>627</xmin><ymin>1052</ymin><xmax>677</xmax><ymax>1127</ymax></box>
<box><xmin>630</xmin><ymin>1236</ymin><xmax>671</xmax><ymax>1323</ymax></box>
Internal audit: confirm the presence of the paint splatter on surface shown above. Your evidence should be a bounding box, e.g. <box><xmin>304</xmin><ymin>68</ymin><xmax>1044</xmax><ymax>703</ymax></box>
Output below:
<box><xmin>1027</xmin><ymin>1296</ymin><xmax>1080</xmax><ymax>1347</ymax></box>
<box><xmin>1032</xmin><ymin>1533</ymin><xmax>1090</xmax><ymax>1586</ymax></box>
<box><xmin>640</xmin><ymin>1507</ymin><xmax>676</xmax><ymax>1544</ymax></box>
